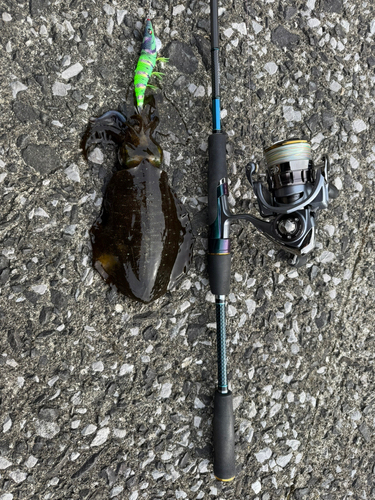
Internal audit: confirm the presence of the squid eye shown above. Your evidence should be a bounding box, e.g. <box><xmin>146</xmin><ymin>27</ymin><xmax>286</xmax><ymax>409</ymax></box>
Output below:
<box><xmin>148</xmin><ymin>29</ymin><xmax>152</xmax><ymax>34</ymax></box>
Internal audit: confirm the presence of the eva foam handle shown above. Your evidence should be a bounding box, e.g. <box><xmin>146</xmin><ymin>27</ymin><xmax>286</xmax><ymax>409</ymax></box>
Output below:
<box><xmin>208</xmin><ymin>133</ymin><xmax>228</xmax><ymax>226</ymax></box>
<box><xmin>208</xmin><ymin>254</ymin><xmax>231</xmax><ymax>295</ymax></box>
<box><xmin>213</xmin><ymin>390</ymin><xmax>235</xmax><ymax>481</ymax></box>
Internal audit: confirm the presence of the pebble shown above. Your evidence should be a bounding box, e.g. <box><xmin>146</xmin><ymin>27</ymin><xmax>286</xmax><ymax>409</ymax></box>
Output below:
<box><xmin>113</xmin><ymin>428</ymin><xmax>126</xmax><ymax>438</ymax></box>
<box><xmin>269</xmin><ymin>403</ymin><xmax>281</xmax><ymax>417</ymax></box>
<box><xmin>61</xmin><ymin>63</ymin><xmax>84</xmax><ymax>80</ymax></box>
<box><xmin>9</xmin><ymin>470</ymin><xmax>27</xmax><ymax>484</ymax></box>
<box><xmin>272</xmin><ymin>26</ymin><xmax>300</xmax><ymax>48</ymax></box>
<box><xmin>33</xmin><ymin>284</ymin><xmax>49</xmax><ymax>294</ymax></box>
<box><xmin>92</xmin><ymin>361</ymin><xmax>104</xmax><ymax>372</ymax></box>
<box><xmin>90</xmin><ymin>427</ymin><xmax>110</xmax><ymax>447</ymax></box>
<box><xmin>330</xmin><ymin>81</ymin><xmax>341</xmax><ymax>92</ymax></box>
<box><xmin>255</xmin><ymin>447</ymin><xmax>272</xmax><ymax>463</ymax></box>
<box><xmin>10</xmin><ymin>81</ymin><xmax>28</xmax><ymax>99</ymax></box>
<box><xmin>34</xmin><ymin>208</ymin><xmax>49</xmax><ymax>218</ymax></box>
<box><xmin>252</xmin><ymin>20</ymin><xmax>263</xmax><ymax>34</ymax></box>
<box><xmin>3</xmin><ymin>417</ymin><xmax>12</xmax><ymax>433</ymax></box>
<box><xmin>24</xmin><ymin>455</ymin><xmax>38</xmax><ymax>469</ymax></box>
<box><xmin>159</xmin><ymin>383</ymin><xmax>172</xmax><ymax>398</ymax></box>
<box><xmin>352</xmin><ymin>119</ymin><xmax>367</xmax><ymax>133</ymax></box>
<box><xmin>232</xmin><ymin>22</ymin><xmax>247</xmax><ymax>35</ymax></box>
<box><xmin>276</xmin><ymin>453</ymin><xmax>293</xmax><ymax>468</ymax></box>
<box><xmin>52</xmin><ymin>81</ymin><xmax>71</xmax><ymax>96</ymax></box>
<box><xmin>180</xmin><ymin>301</ymin><xmax>190</xmax><ymax>312</ymax></box>
<box><xmin>110</xmin><ymin>486</ymin><xmax>124</xmax><ymax>498</ymax></box>
<box><xmin>119</xmin><ymin>364</ymin><xmax>134</xmax><ymax>376</ymax></box>
<box><xmin>228</xmin><ymin>305</ymin><xmax>237</xmax><ymax>317</ymax></box>
<box><xmin>245</xmin><ymin>299</ymin><xmax>256</xmax><ymax>315</ymax></box>
<box><xmin>286</xmin><ymin>439</ymin><xmax>301</xmax><ymax>450</ymax></box>
<box><xmin>175</xmin><ymin>491</ymin><xmax>187</xmax><ymax>499</ymax></box>
<box><xmin>0</xmin><ymin>457</ymin><xmax>13</xmax><ymax>469</ymax></box>
<box><xmin>71</xmin><ymin>420</ymin><xmax>81</xmax><ymax>429</ymax></box>
<box><xmin>264</xmin><ymin>62</ymin><xmax>278</xmax><ymax>75</ymax></box>
<box><xmin>173</xmin><ymin>5</ymin><xmax>185</xmax><ymax>15</ymax></box>
<box><xmin>318</xmin><ymin>251</ymin><xmax>335</xmax><ymax>264</ymax></box>
<box><xmin>117</xmin><ymin>9</ymin><xmax>127</xmax><ymax>25</ymax></box>
<box><xmin>88</xmin><ymin>147</ymin><xmax>104</xmax><ymax>164</ymax></box>
<box><xmin>324</xmin><ymin>225</ymin><xmax>335</xmax><ymax>237</ymax></box>
<box><xmin>64</xmin><ymin>225</ymin><xmax>76</xmax><ymax>235</ymax></box>
<box><xmin>283</xmin><ymin>106</ymin><xmax>302</xmax><ymax>122</ymax></box>
<box><xmin>161</xmin><ymin>451</ymin><xmax>173</xmax><ymax>461</ymax></box>
<box><xmin>62</xmin><ymin>55</ymin><xmax>71</xmax><ymax>67</ymax></box>
<box><xmin>284</xmin><ymin>302</ymin><xmax>292</xmax><ymax>314</ymax></box>
<box><xmin>34</xmin><ymin>420</ymin><xmax>60</xmax><ymax>439</ymax></box>
<box><xmin>0</xmin><ymin>494</ymin><xmax>13</xmax><ymax>500</ymax></box>
<box><xmin>307</xmin><ymin>18</ymin><xmax>320</xmax><ymax>28</ymax></box>
<box><xmin>312</xmin><ymin>132</ymin><xmax>325</xmax><ymax>144</ymax></box>
<box><xmin>103</xmin><ymin>3</ymin><xmax>115</xmax><ymax>15</ymax></box>
<box><xmin>107</xmin><ymin>18</ymin><xmax>114</xmax><ymax>35</ymax></box>
<box><xmin>198</xmin><ymin>459</ymin><xmax>209</xmax><ymax>473</ymax></box>
<box><xmin>2</xmin><ymin>13</ymin><xmax>12</xmax><ymax>21</ymax></box>
<box><xmin>164</xmin><ymin>151</ymin><xmax>171</xmax><ymax>167</ymax></box>
<box><xmin>194</xmin><ymin>85</ymin><xmax>205</xmax><ymax>97</ymax></box>
<box><xmin>65</xmin><ymin>164</ymin><xmax>81</xmax><ymax>182</ymax></box>
<box><xmin>251</xmin><ymin>480</ymin><xmax>262</xmax><ymax>494</ymax></box>
<box><xmin>349</xmin><ymin>156</ymin><xmax>359</xmax><ymax>169</ymax></box>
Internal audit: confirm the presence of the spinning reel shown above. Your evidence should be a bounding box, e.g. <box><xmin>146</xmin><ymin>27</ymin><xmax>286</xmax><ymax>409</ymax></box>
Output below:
<box><xmin>210</xmin><ymin>138</ymin><xmax>338</xmax><ymax>265</ymax></box>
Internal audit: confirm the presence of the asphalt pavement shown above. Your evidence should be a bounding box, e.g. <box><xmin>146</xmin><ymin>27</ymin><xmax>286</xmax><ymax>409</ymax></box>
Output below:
<box><xmin>0</xmin><ymin>0</ymin><xmax>374</xmax><ymax>499</ymax></box>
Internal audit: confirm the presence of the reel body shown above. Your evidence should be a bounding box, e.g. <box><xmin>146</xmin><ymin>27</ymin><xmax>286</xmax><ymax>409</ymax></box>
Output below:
<box><xmin>209</xmin><ymin>138</ymin><xmax>338</xmax><ymax>261</ymax></box>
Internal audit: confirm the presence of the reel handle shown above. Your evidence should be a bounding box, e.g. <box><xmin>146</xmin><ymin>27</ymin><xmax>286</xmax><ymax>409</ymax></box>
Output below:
<box><xmin>213</xmin><ymin>390</ymin><xmax>236</xmax><ymax>481</ymax></box>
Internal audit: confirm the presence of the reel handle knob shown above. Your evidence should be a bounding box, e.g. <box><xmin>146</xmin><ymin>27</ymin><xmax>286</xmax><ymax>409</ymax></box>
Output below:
<box><xmin>328</xmin><ymin>183</ymin><xmax>339</xmax><ymax>200</ymax></box>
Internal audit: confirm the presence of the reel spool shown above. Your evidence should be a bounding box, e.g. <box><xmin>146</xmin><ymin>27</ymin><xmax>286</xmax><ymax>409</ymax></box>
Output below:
<box><xmin>265</xmin><ymin>139</ymin><xmax>314</xmax><ymax>205</ymax></box>
<box><xmin>245</xmin><ymin>138</ymin><xmax>338</xmax><ymax>259</ymax></box>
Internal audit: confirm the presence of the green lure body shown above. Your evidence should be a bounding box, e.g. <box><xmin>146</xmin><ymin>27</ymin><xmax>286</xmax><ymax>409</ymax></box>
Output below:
<box><xmin>134</xmin><ymin>19</ymin><xmax>167</xmax><ymax>110</ymax></box>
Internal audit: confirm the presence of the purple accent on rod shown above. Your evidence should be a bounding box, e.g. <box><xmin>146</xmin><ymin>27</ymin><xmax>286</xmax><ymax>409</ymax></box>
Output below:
<box><xmin>209</xmin><ymin>239</ymin><xmax>230</xmax><ymax>254</ymax></box>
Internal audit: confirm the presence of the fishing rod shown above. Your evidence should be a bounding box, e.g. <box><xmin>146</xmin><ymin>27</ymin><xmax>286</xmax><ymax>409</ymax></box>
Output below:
<box><xmin>208</xmin><ymin>0</ymin><xmax>236</xmax><ymax>482</ymax></box>
<box><xmin>207</xmin><ymin>0</ymin><xmax>338</xmax><ymax>482</ymax></box>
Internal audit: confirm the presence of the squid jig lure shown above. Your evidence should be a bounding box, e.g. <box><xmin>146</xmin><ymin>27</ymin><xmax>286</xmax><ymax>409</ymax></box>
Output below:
<box><xmin>134</xmin><ymin>18</ymin><xmax>168</xmax><ymax>110</ymax></box>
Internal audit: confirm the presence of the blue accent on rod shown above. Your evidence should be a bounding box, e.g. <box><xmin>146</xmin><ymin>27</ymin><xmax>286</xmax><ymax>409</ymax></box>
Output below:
<box><xmin>212</xmin><ymin>98</ymin><xmax>221</xmax><ymax>131</ymax></box>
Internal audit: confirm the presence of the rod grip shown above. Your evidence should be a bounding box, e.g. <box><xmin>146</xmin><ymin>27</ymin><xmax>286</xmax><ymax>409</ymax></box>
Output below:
<box><xmin>213</xmin><ymin>390</ymin><xmax>235</xmax><ymax>481</ymax></box>
<box><xmin>208</xmin><ymin>254</ymin><xmax>231</xmax><ymax>295</ymax></box>
<box><xmin>208</xmin><ymin>133</ymin><xmax>227</xmax><ymax>226</ymax></box>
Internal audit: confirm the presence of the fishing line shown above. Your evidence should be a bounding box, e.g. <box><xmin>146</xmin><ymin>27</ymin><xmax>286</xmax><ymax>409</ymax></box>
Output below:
<box><xmin>265</xmin><ymin>140</ymin><xmax>312</xmax><ymax>166</ymax></box>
